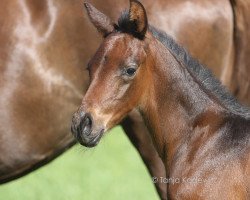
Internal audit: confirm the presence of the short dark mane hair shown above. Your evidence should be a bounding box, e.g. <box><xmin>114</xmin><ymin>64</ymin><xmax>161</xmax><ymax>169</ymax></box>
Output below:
<box><xmin>116</xmin><ymin>11</ymin><xmax>250</xmax><ymax>119</ymax></box>
<box><xmin>116</xmin><ymin>10</ymin><xmax>145</xmax><ymax>39</ymax></box>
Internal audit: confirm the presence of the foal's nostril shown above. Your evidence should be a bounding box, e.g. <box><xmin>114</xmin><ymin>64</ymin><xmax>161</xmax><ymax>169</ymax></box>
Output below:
<box><xmin>80</xmin><ymin>113</ymin><xmax>93</xmax><ymax>136</ymax></box>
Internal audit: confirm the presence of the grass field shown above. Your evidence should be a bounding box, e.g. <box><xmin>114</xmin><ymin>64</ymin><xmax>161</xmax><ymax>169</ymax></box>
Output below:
<box><xmin>0</xmin><ymin>126</ymin><xmax>159</xmax><ymax>200</ymax></box>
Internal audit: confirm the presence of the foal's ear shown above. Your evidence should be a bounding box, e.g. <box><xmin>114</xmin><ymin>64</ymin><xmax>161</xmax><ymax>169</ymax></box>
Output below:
<box><xmin>129</xmin><ymin>0</ymin><xmax>148</xmax><ymax>38</ymax></box>
<box><xmin>84</xmin><ymin>2</ymin><xmax>114</xmax><ymax>37</ymax></box>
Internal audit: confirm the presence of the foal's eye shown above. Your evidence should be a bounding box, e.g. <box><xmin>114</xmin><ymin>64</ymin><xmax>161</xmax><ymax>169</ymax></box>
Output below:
<box><xmin>122</xmin><ymin>64</ymin><xmax>138</xmax><ymax>78</ymax></box>
<box><xmin>126</xmin><ymin>68</ymin><xmax>136</xmax><ymax>76</ymax></box>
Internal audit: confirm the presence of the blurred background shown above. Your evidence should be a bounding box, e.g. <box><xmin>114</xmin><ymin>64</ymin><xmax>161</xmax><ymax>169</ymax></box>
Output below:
<box><xmin>0</xmin><ymin>127</ymin><xmax>159</xmax><ymax>200</ymax></box>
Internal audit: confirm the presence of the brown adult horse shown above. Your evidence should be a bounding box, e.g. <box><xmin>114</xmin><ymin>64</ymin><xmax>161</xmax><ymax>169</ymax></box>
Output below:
<box><xmin>1</xmin><ymin>0</ymin><xmax>250</xmax><ymax>199</ymax></box>
<box><xmin>72</xmin><ymin>0</ymin><xmax>250</xmax><ymax>199</ymax></box>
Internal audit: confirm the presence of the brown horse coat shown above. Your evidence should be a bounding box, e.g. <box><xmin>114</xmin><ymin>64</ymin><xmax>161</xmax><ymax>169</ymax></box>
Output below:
<box><xmin>1</xmin><ymin>0</ymin><xmax>250</xmax><ymax>199</ymax></box>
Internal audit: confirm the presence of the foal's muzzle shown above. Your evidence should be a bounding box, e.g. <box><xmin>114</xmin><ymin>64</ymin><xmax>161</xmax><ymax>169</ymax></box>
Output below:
<box><xmin>71</xmin><ymin>111</ymin><xmax>104</xmax><ymax>147</ymax></box>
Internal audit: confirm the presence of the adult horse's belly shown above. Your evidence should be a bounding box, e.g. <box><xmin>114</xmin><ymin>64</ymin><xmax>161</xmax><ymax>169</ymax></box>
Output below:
<box><xmin>0</xmin><ymin>0</ymin><xmax>91</xmax><ymax>182</ymax></box>
<box><xmin>0</xmin><ymin>0</ymin><xmax>234</xmax><ymax>182</ymax></box>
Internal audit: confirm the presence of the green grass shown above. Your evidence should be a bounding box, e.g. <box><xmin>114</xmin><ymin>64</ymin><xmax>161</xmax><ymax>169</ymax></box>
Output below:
<box><xmin>0</xmin><ymin>126</ymin><xmax>159</xmax><ymax>200</ymax></box>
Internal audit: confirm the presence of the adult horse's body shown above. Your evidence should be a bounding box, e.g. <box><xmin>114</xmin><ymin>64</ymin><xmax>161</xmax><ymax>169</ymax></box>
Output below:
<box><xmin>1</xmin><ymin>0</ymin><xmax>250</xmax><ymax>199</ymax></box>
<box><xmin>72</xmin><ymin>1</ymin><xmax>250</xmax><ymax>199</ymax></box>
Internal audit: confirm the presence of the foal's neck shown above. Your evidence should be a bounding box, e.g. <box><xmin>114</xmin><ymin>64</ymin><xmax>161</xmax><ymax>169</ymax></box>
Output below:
<box><xmin>140</xmin><ymin>37</ymin><xmax>226</xmax><ymax>169</ymax></box>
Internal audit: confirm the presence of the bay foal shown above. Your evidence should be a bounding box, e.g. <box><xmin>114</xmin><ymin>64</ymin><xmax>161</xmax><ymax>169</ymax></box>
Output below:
<box><xmin>72</xmin><ymin>0</ymin><xmax>250</xmax><ymax>199</ymax></box>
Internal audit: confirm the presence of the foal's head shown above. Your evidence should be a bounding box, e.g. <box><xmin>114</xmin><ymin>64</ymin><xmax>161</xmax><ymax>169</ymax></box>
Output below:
<box><xmin>71</xmin><ymin>0</ymin><xmax>155</xmax><ymax>147</ymax></box>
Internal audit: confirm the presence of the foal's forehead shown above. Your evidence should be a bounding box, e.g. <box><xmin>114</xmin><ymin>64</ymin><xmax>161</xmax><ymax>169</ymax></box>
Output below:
<box><xmin>89</xmin><ymin>33</ymin><xmax>145</xmax><ymax>68</ymax></box>
<box><xmin>103</xmin><ymin>33</ymin><xmax>143</xmax><ymax>54</ymax></box>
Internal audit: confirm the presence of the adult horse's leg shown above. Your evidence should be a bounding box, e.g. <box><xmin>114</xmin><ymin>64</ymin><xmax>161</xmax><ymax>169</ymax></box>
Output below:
<box><xmin>121</xmin><ymin>110</ymin><xmax>166</xmax><ymax>200</ymax></box>
<box><xmin>229</xmin><ymin>0</ymin><xmax>250</xmax><ymax>106</ymax></box>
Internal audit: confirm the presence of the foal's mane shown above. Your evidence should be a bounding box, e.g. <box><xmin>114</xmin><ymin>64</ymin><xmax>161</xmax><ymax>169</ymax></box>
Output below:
<box><xmin>116</xmin><ymin>11</ymin><xmax>250</xmax><ymax>119</ymax></box>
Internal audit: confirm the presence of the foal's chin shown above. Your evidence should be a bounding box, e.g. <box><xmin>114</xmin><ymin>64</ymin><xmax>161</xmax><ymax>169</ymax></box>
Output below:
<box><xmin>76</xmin><ymin>129</ymin><xmax>104</xmax><ymax>148</ymax></box>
